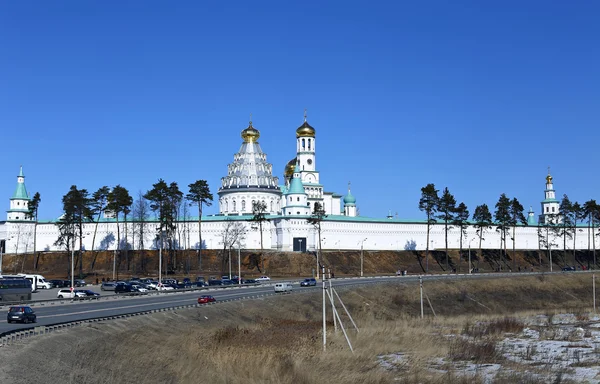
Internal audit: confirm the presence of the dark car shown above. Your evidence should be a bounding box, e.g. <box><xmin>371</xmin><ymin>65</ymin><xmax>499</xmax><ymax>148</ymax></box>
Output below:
<box><xmin>49</xmin><ymin>279</ymin><xmax>66</xmax><ymax>288</ymax></box>
<box><xmin>208</xmin><ymin>279</ymin><xmax>222</xmax><ymax>286</ymax></box>
<box><xmin>74</xmin><ymin>279</ymin><xmax>86</xmax><ymax>287</ymax></box>
<box><xmin>7</xmin><ymin>306</ymin><xmax>37</xmax><ymax>324</ymax></box>
<box><xmin>562</xmin><ymin>266</ymin><xmax>576</xmax><ymax>272</ymax></box>
<box><xmin>115</xmin><ymin>284</ymin><xmax>135</xmax><ymax>294</ymax></box>
<box><xmin>300</xmin><ymin>278</ymin><xmax>317</xmax><ymax>287</ymax></box>
<box><xmin>77</xmin><ymin>289</ymin><xmax>100</xmax><ymax>297</ymax></box>
<box><xmin>197</xmin><ymin>295</ymin><xmax>216</xmax><ymax>304</ymax></box>
<box><xmin>244</xmin><ymin>279</ymin><xmax>257</xmax><ymax>284</ymax></box>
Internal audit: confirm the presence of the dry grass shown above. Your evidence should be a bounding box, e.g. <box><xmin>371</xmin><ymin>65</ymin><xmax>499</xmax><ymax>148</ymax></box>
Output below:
<box><xmin>0</xmin><ymin>273</ymin><xmax>597</xmax><ymax>384</ymax></box>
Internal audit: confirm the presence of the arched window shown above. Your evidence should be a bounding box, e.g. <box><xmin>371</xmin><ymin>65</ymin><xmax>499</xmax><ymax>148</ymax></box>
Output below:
<box><xmin>302</xmin><ymin>138</ymin><xmax>305</xmax><ymax>149</ymax></box>
<box><xmin>308</xmin><ymin>139</ymin><xmax>311</xmax><ymax>150</ymax></box>
<box><xmin>225</xmin><ymin>201</ymin><xmax>228</xmax><ymax>211</ymax></box>
<box><xmin>242</xmin><ymin>200</ymin><xmax>246</xmax><ymax>211</ymax></box>
<box><xmin>297</xmin><ymin>197</ymin><xmax>300</xmax><ymax>202</ymax></box>
<box><xmin>270</xmin><ymin>201</ymin><xmax>274</xmax><ymax>211</ymax></box>
<box><xmin>233</xmin><ymin>200</ymin><xmax>237</xmax><ymax>211</ymax></box>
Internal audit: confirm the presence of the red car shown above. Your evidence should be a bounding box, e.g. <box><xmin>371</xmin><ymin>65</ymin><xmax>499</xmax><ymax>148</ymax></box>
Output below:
<box><xmin>197</xmin><ymin>295</ymin><xmax>216</xmax><ymax>304</ymax></box>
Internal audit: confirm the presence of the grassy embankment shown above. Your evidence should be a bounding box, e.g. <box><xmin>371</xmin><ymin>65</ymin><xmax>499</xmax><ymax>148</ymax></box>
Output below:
<box><xmin>0</xmin><ymin>273</ymin><xmax>597</xmax><ymax>383</ymax></box>
<box><xmin>2</xmin><ymin>247</ymin><xmax>597</xmax><ymax>280</ymax></box>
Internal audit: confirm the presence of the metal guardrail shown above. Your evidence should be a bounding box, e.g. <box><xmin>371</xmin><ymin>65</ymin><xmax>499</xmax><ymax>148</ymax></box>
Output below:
<box><xmin>0</xmin><ymin>288</ymin><xmax>313</xmax><ymax>347</ymax></box>
<box><xmin>1</xmin><ymin>271</ymin><xmax>589</xmax><ymax>346</ymax></box>
<box><xmin>0</xmin><ymin>282</ymin><xmax>267</xmax><ymax>308</ymax></box>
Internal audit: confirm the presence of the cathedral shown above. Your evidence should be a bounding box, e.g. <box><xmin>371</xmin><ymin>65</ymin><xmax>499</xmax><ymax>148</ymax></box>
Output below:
<box><xmin>0</xmin><ymin>117</ymin><xmax>594</xmax><ymax>256</ymax></box>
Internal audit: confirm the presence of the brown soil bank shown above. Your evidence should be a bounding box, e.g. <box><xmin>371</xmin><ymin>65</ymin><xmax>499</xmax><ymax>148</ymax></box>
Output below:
<box><xmin>1</xmin><ymin>248</ymin><xmax>598</xmax><ymax>280</ymax></box>
<box><xmin>0</xmin><ymin>274</ymin><xmax>596</xmax><ymax>384</ymax></box>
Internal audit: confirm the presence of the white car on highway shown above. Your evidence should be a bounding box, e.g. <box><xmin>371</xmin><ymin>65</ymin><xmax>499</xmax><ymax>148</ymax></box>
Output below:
<box><xmin>131</xmin><ymin>284</ymin><xmax>148</xmax><ymax>293</ymax></box>
<box><xmin>256</xmin><ymin>276</ymin><xmax>271</xmax><ymax>282</ymax></box>
<box><xmin>157</xmin><ymin>284</ymin><xmax>174</xmax><ymax>291</ymax></box>
<box><xmin>57</xmin><ymin>289</ymin><xmax>87</xmax><ymax>299</ymax></box>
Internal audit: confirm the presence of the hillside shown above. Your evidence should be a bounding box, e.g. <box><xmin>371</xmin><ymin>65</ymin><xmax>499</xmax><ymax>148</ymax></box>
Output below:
<box><xmin>1</xmin><ymin>247</ymin><xmax>597</xmax><ymax>281</ymax></box>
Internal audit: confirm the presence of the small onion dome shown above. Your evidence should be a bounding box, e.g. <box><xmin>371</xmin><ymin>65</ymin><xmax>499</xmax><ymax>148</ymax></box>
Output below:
<box><xmin>296</xmin><ymin>121</ymin><xmax>316</xmax><ymax>138</ymax></box>
<box><xmin>284</xmin><ymin>158</ymin><xmax>297</xmax><ymax>177</ymax></box>
<box><xmin>241</xmin><ymin>121</ymin><xmax>260</xmax><ymax>143</ymax></box>
<box><xmin>546</xmin><ymin>174</ymin><xmax>553</xmax><ymax>184</ymax></box>
<box><xmin>343</xmin><ymin>190</ymin><xmax>356</xmax><ymax>205</ymax></box>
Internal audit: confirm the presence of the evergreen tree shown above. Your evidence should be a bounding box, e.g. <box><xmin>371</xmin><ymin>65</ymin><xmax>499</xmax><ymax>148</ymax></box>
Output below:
<box><xmin>144</xmin><ymin>180</ymin><xmax>182</xmax><ymax>271</ymax></box>
<box><xmin>25</xmin><ymin>192</ymin><xmax>41</xmax><ymax>270</ymax></box>
<box><xmin>583</xmin><ymin>199</ymin><xmax>600</xmax><ymax>269</ymax></box>
<box><xmin>89</xmin><ymin>186</ymin><xmax>110</xmax><ymax>270</ymax></box>
<box><xmin>186</xmin><ymin>180</ymin><xmax>213</xmax><ymax>270</ymax></box>
<box><xmin>108</xmin><ymin>185</ymin><xmax>133</xmax><ymax>271</ymax></box>
<box><xmin>473</xmin><ymin>204</ymin><xmax>493</xmax><ymax>265</ymax></box>
<box><xmin>436</xmin><ymin>187</ymin><xmax>456</xmax><ymax>271</ymax></box>
<box><xmin>58</xmin><ymin>186</ymin><xmax>93</xmax><ymax>279</ymax></box>
<box><xmin>494</xmin><ymin>193</ymin><xmax>511</xmax><ymax>269</ymax></box>
<box><xmin>453</xmin><ymin>202</ymin><xmax>469</xmax><ymax>272</ymax></box>
<box><xmin>572</xmin><ymin>201</ymin><xmax>583</xmax><ymax>265</ymax></box>
<box><xmin>558</xmin><ymin>194</ymin><xmax>574</xmax><ymax>267</ymax></box>
<box><xmin>419</xmin><ymin>183</ymin><xmax>439</xmax><ymax>273</ymax></box>
<box><xmin>508</xmin><ymin>197</ymin><xmax>527</xmax><ymax>271</ymax></box>
<box><xmin>307</xmin><ymin>202</ymin><xmax>327</xmax><ymax>278</ymax></box>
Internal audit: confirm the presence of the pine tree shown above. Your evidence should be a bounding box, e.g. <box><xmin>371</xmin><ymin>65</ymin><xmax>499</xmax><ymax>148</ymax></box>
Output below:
<box><xmin>437</xmin><ymin>187</ymin><xmax>456</xmax><ymax>271</ymax></box>
<box><xmin>508</xmin><ymin>197</ymin><xmax>526</xmax><ymax>271</ymax></box>
<box><xmin>419</xmin><ymin>183</ymin><xmax>438</xmax><ymax>273</ymax></box>
<box><xmin>494</xmin><ymin>194</ymin><xmax>511</xmax><ymax>270</ymax></box>
<box><xmin>186</xmin><ymin>180</ymin><xmax>213</xmax><ymax>270</ymax></box>
<box><xmin>473</xmin><ymin>203</ymin><xmax>492</xmax><ymax>270</ymax></box>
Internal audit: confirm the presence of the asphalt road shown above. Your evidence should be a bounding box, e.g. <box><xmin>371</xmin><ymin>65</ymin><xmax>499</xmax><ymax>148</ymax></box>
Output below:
<box><xmin>0</xmin><ymin>271</ymin><xmax>575</xmax><ymax>334</ymax></box>
<box><xmin>0</xmin><ymin>276</ymin><xmax>406</xmax><ymax>333</ymax></box>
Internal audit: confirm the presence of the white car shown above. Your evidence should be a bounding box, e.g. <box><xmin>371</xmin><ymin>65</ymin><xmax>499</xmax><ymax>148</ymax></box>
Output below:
<box><xmin>131</xmin><ymin>284</ymin><xmax>148</xmax><ymax>293</ymax></box>
<box><xmin>157</xmin><ymin>284</ymin><xmax>174</xmax><ymax>291</ymax></box>
<box><xmin>256</xmin><ymin>276</ymin><xmax>271</xmax><ymax>282</ymax></box>
<box><xmin>57</xmin><ymin>289</ymin><xmax>87</xmax><ymax>299</ymax></box>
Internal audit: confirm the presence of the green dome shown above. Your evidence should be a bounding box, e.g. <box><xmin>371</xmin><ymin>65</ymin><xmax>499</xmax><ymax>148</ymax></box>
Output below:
<box><xmin>343</xmin><ymin>190</ymin><xmax>356</xmax><ymax>205</ymax></box>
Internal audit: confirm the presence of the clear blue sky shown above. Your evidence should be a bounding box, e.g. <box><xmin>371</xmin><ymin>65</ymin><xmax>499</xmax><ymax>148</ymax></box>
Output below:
<box><xmin>1</xmin><ymin>1</ymin><xmax>598</xmax><ymax>221</ymax></box>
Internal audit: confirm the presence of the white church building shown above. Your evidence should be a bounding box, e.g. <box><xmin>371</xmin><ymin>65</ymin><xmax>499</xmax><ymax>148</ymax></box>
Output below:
<box><xmin>0</xmin><ymin>117</ymin><xmax>596</xmax><ymax>256</ymax></box>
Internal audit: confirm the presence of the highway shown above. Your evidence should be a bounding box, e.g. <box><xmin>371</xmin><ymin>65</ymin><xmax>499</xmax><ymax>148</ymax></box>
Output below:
<box><xmin>0</xmin><ymin>271</ymin><xmax>569</xmax><ymax>334</ymax></box>
<box><xmin>0</xmin><ymin>276</ymin><xmax>406</xmax><ymax>333</ymax></box>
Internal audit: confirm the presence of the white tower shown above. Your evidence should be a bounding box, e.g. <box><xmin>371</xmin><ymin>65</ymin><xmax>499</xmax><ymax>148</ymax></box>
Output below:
<box><xmin>343</xmin><ymin>182</ymin><xmax>357</xmax><ymax>217</ymax></box>
<box><xmin>7</xmin><ymin>166</ymin><xmax>31</xmax><ymax>221</ymax></box>
<box><xmin>282</xmin><ymin>165</ymin><xmax>310</xmax><ymax>216</ymax></box>
<box><xmin>539</xmin><ymin>169</ymin><xmax>561</xmax><ymax>224</ymax></box>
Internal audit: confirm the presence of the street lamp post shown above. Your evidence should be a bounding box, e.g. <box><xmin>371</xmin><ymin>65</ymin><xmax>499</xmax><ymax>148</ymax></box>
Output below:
<box><xmin>71</xmin><ymin>234</ymin><xmax>75</xmax><ymax>294</ymax></box>
<box><xmin>238</xmin><ymin>245</ymin><xmax>241</xmax><ymax>285</ymax></box>
<box><xmin>360</xmin><ymin>238</ymin><xmax>367</xmax><ymax>277</ymax></box>
<box><xmin>468</xmin><ymin>237</ymin><xmax>476</xmax><ymax>274</ymax></box>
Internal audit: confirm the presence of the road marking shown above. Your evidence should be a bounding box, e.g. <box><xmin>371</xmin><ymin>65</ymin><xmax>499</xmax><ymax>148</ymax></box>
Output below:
<box><xmin>37</xmin><ymin>290</ymin><xmax>272</xmax><ymax>319</ymax></box>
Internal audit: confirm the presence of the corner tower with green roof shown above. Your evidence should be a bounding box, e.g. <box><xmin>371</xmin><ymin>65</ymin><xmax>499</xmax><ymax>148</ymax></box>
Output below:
<box><xmin>7</xmin><ymin>166</ymin><xmax>32</xmax><ymax>221</ymax></box>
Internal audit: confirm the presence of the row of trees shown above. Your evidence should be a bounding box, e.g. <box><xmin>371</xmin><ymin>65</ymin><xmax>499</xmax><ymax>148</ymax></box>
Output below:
<box><xmin>49</xmin><ymin>179</ymin><xmax>213</xmax><ymax>277</ymax></box>
<box><xmin>539</xmin><ymin>197</ymin><xmax>600</xmax><ymax>268</ymax></box>
<box><xmin>419</xmin><ymin>183</ymin><xmax>600</xmax><ymax>272</ymax></box>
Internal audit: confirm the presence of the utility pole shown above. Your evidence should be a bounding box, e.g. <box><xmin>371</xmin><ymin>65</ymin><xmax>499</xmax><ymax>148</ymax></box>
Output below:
<box><xmin>420</xmin><ymin>276</ymin><xmax>424</xmax><ymax>319</ymax></box>
<box><xmin>238</xmin><ymin>246</ymin><xmax>241</xmax><ymax>285</ymax></box>
<box><xmin>322</xmin><ymin>264</ymin><xmax>326</xmax><ymax>352</ymax></box>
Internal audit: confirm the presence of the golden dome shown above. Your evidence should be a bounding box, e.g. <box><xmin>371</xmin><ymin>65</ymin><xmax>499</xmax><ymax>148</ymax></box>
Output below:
<box><xmin>546</xmin><ymin>174</ymin><xmax>553</xmax><ymax>184</ymax></box>
<box><xmin>296</xmin><ymin>121</ymin><xmax>316</xmax><ymax>138</ymax></box>
<box><xmin>241</xmin><ymin>121</ymin><xmax>260</xmax><ymax>143</ymax></box>
<box><xmin>284</xmin><ymin>158</ymin><xmax>297</xmax><ymax>177</ymax></box>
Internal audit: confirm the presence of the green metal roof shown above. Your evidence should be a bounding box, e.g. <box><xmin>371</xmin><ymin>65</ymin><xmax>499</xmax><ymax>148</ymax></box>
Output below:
<box><xmin>343</xmin><ymin>190</ymin><xmax>356</xmax><ymax>205</ymax></box>
<box><xmin>287</xmin><ymin>166</ymin><xmax>306</xmax><ymax>195</ymax></box>
<box><xmin>12</xmin><ymin>182</ymin><xmax>29</xmax><ymax>200</ymax></box>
